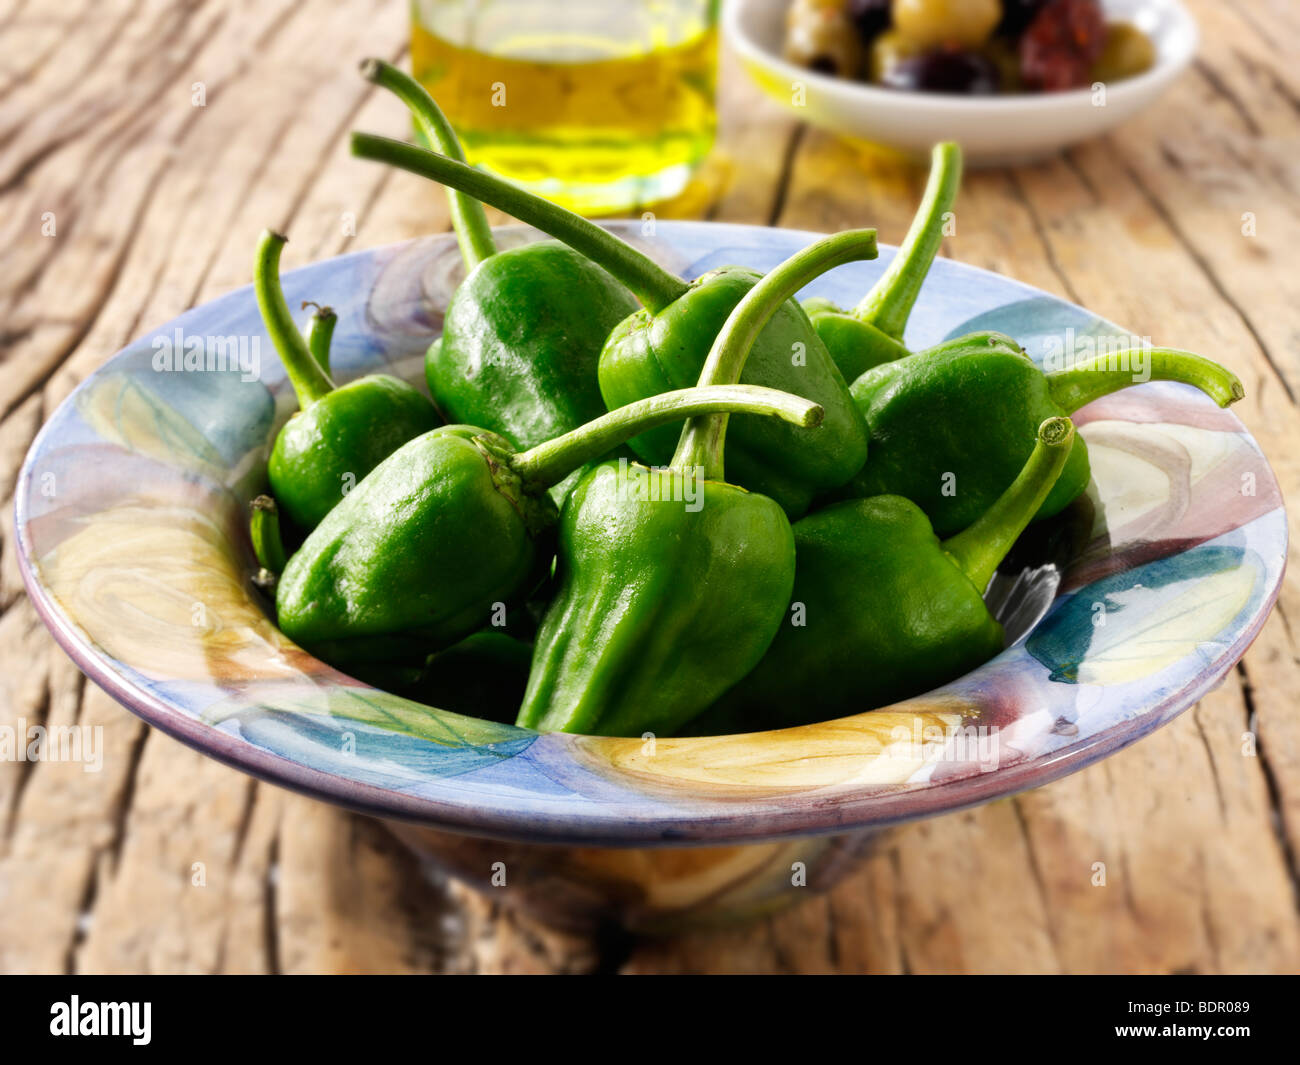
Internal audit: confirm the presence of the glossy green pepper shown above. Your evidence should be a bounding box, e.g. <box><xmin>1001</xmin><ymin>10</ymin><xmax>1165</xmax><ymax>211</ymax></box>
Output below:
<box><xmin>274</xmin><ymin>381</ymin><xmax>824</xmax><ymax>661</ymax></box>
<box><xmin>248</xmin><ymin>493</ymin><xmax>286</xmax><ymax>593</ymax></box>
<box><xmin>301</xmin><ymin>301</ymin><xmax>336</xmax><ymax>375</ymax></box>
<box><xmin>595</xmin><ymin>263</ymin><xmax>868</xmax><ymax>518</ymax></box>
<box><xmin>349</xmin><ymin>128</ymin><xmax>873</xmax><ymax>519</ymax></box>
<box><xmin>694</xmin><ymin>417</ymin><xmax>1076</xmax><ymax>734</ymax></box>
<box><xmin>255</xmin><ymin>230</ymin><xmax>440</xmax><ymax>531</ymax></box>
<box><xmin>362</xmin><ymin>60</ymin><xmax>639</xmax><ymax>503</ymax></box>
<box><xmin>844</xmin><ymin>339</ymin><xmax>1245</xmax><ymax>536</ymax></box>
<box><xmin>802</xmin><ymin>141</ymin><xmax>961</xmax><ymax>382</ymax></box>
<box><xmin>517</xmin><ymin>232</ymin><xmax>875</xmax><ymax>737</ymax></box>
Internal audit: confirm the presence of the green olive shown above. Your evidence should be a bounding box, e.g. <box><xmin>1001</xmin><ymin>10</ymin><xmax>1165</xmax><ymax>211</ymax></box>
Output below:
<box><xmin>869</xmin><ymin>29</ymin><xmax>924</xmax><ymax>85</ymax></box>
<box><xmin>982</xmin><ymin>36</ymin><xmax>1021</xmax><ymax>94</ymax></box>
<box><xmin>892</xmin><ymin>0</ymin><xmax>1001</xmax><ymax>50</ymax></box>
<box><xmin>1091</xmin><ymin>22</ymin><xmax>1157</xmax><ymax>84</ymax></box>
<box><xmin>785</xmin><ymin>0</ymin><xmax>866</xmax><ymax>79</ymax></box>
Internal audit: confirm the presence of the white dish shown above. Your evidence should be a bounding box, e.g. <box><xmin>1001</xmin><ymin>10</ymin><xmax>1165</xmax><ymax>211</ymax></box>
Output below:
<box><xmin>724</xmin><ymin>0</ymin><xmax>1198</xmax><ymax>165</ymax></box>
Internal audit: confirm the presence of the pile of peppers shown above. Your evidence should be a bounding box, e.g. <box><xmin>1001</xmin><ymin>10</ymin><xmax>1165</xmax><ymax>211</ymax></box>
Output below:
<box><xmin>245</xmin><ymin>60</ymin><xmax>1245</xmax><ymax>738</ymax></box>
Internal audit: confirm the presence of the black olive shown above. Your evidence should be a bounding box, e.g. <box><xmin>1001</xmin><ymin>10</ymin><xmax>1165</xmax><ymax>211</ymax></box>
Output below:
<box><xmin>846</xmin><ymin>0</ymin><xmax>891</xmax><ymax>41</ymax></box>
<box><xmin>883</xmin><ymin>48</ymin><xmax>1001</xmax><ymax>95</ymax></box>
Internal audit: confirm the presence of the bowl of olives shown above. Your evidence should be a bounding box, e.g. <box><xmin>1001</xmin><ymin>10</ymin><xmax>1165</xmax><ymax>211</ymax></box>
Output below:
<box><xmin>724</xmin><ymin>0</ymin><xmax>1197</xmax><ymax>163</ymax></box>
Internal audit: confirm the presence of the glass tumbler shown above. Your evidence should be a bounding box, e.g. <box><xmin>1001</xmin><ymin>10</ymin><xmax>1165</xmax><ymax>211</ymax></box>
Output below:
<box><xmin>410</xmin><ymin>0</ymin><xmax>719</xmax><ymax>213</ymax></box>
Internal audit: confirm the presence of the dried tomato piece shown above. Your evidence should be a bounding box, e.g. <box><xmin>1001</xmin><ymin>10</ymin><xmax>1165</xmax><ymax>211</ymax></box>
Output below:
<box><xmin>1019</xmin><ymin>0</ymin><xmax>1108</xmax><ymax>92</ymax></box>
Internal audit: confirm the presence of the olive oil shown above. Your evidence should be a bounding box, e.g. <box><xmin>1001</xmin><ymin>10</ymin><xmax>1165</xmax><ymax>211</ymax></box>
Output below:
<box><xmin>410</xmin><ymin>1</ymin><xmax>718</xmax><ymax>213</ymax></box>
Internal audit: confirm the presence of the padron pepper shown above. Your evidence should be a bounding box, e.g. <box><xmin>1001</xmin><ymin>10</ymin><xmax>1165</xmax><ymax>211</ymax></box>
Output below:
<box><xmin>407</xmin><ymin>630</ymin><xmax>535</xmax><ymax>724</ymax></box>
<box><xmin>844</xmin><ymin>337</ymin><xmax>1245</xmax><ymax>536</ymax></box>
<box><xmin>301</xmin><ymin>301</ymin><xmax>336</xmax><ymax>376</ymax></box>
<box><xmin>255</xmin><ymin>230</ymin><xmax>439</xmax><ymax>531</ymax></box>
<box><xmin>516</xmin><ymin>230</ymin><xmax>878</xmax><ymax>737</ymax></box>
<box><xmin>274</xmin><ymin>381</ymin><xmax>825</xmax><ymax>663</ymax></box>
<box><xmin>350</xmin><ymin>125</ymin><xmax>873</xmax><ymax>518</ymax></box>
<box><xmin>362</xmin><ymin>60</ymin><xmax>639</xmax><ymax>503</ymax></box>
<box><xmin>694</xmin><ymin>417</ymin><xmax>1077</xmax><ymax>734</ymax></box>
<box><xmin>802</xmin><ymin>141</ymin><xmax>962</xmax><ymax>382</ymax></box>
<box><xmin>340</xmin><ymin>630</ymin><xmax>534</xmax><ymax>724</ymax></box>
<box><xmin>248</xmin><ymin>493</ymin><xmax>287</xmax><ymax>593</ymax></box>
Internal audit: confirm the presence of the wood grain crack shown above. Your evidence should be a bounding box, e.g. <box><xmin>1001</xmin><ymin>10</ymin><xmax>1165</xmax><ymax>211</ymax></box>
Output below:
<box><xmin>1011</xmin><ymin>797</ymin><xmax>1063</xmax><ymax>969</ymax></box>
<box><xmin>276</xmin><ymin>41</ymin><xmax>411</xmax><ymax>236</ymax></box>
<box><xmin>1239</xmin><ymin>660</ymin><xmax>1300</xmax><ymax>912</ymax></box>
<box><xmin>1118</xmin><ymin>156</ymin><xmax>1298</xmax><ymax>404</ymax></box>
<box><xmin>1193</xmin><ymin>705</ymin><xmax>1229</xmax><ymax>819</ymax></box>
<box><xmin>264</xmin><ymin>833</ymin><xmax>281</xmax><ymax>976</ymax></box>
<box><xmin>104</xmin><ymin>724</ymin><xmax>148</xmax><ymax>874</ymax></box>
<box><xmin>1003</xmin><ymin>169</ymin><xmax>1087</xmax><ymax>306</ymax></box>
<box><xmin>1194</xmin><ymin>59</ymin><xmax>1263</xmax><ymax>137</ymax></box>
<box><xmin>766</xmin><ymin>123</ymin><xmax>806</xmax><ymax>228</ymax></box>
<box><xmin>1</xmin><ymin>666</ymin><xmax>48</xmax><ymax>839</ymax></box>
<box><xmin>0</xmin><ymin>0</ymin><xmax>115</xmax><ymax>102</ymax></box>
<box><xmin>888</xmin><ymin>846</ymin><xmax>913</xmax><ymax>975</ymax></box>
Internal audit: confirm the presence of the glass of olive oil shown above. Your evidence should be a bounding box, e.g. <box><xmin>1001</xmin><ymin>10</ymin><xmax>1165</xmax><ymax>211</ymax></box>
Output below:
<box><xmin>410</xmin><ymin>0</ymin><xmax>719</xmax><ymax>214</ymax></box>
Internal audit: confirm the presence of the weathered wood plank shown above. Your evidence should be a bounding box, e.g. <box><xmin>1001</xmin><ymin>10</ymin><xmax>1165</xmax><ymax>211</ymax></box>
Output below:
<box><xmin>0</xmin><ymin>628</ymin><xmax>148</xmax><ymax>974</ymax></box>
<box><xmin>0</xmin><ymin>0</ymin><xmax>452</xmax><ymax>977</ymax></box>
<box><xmin>0</xmin><ymin>0</ymin><xmax>1295</xmax><ymax>975</ymax></box>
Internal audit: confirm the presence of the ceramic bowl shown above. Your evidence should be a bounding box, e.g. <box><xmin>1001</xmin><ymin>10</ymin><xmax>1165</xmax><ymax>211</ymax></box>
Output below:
<box><xmin>15</xmin><ymin>222</ymin><xmax>1285</xmax><ymax>931</ymax></box>
<box><xmin>724</xmin><ymin>0</ymin><xmax>1198</xmax><ymax>165</ymax></box>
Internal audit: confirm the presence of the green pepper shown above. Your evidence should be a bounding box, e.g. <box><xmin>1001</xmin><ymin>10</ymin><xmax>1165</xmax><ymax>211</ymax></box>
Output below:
<box><xmin>339</xmin><ymin>629</ymin><xmax>533</xmax><ymax>724</ymax></box>
<box><xmin>843</xmin><ymin>339</ymin><xmax>1245</xmax><ymax>536</ymax></box>
<box><xmin>301</xmin><ymin>301</ymin><xmax>336</xmax><ymax>375</ymax></box>
<box><xmin>362</xmin><ymin>60</ymin><xmax>640</xmax><ymax>503</ymax></box>
<box><xmin>595</xmin><ymin>263</ymin><xmax>867</xmax><ymax>518</ymax></box>
<box><xmin>274</xmin><ymin>381</ymin><xmax>825</xmax><ymax>662</ymax></box>
<box><xmin>349</xmin><ymin>126</ymin><xmax>873</xmax><ymax>519</ymax></box>
<box><xmin>693</xmin><ymin>417</ymin><xmax>1077</xmax><ymax>734</ymax></box>
<box><xmin>516</xmin><ymin>231</ymin><xmax>877</xmax><ymax>737</ymax></box>
<box><xmin>802</xmin><ymin>142</ymin><xmax>962</xmax><ymax>381</ymax></box>
<box><xmin>255</xmin><ymin>230</ymin><xmax>440</xmax><ymax>531</ymax></box>
<box><xmin>408</xmin><ymin>630</ymin><xmax>535</xmax><ymax>724</ymax></box>
<box><xmin>248</xmin><ymin>493</ymin><xmax>286</xmax><ymax>592</ymax></box>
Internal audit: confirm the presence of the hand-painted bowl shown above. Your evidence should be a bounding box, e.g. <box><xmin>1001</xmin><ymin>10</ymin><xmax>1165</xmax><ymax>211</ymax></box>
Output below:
<box><xmin>726</xmin><ymin>0</ymin><xmax>1198</xmax><ymax>165</ymax></box>
<box><xmin>16</xmin><ymin>223</ymin><xmax>1285</xmax><ymax>933</ymax></box>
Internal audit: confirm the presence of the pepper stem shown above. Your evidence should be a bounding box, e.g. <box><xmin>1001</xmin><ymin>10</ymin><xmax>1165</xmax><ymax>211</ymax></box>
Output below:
<box><xmin>669</xmin><ymin>229</ymin><xmax>879</xmax><ymax>479</ymax></box>
<box><xmin>510</xmin><ymin>385</ymin><xmax>824</xmax><ymax>492</ymax></box>
<box><xmin>250</xmin><ymin>494</ymin><xmax>288</xmax><ymax>574</ymax></box>
<box><xmin>1046</xmin><ymin>347</ymin><xmax>1245</xmax><ymax>412</ymax></box>
<box><xmin>854</xmin><ymin>141</ymin><xmax>961</xmax><ymax>338</ymax></box>
<box><xmin>253</xmin><ymin>230</ymin><xmax>334</xmax><ymax>408</ymax></box>
<box><xmin>302</xmin><ymin>301</ymin><xmax>336</xmax><ymax>376</ymax></box>
<box><xmin>942</xmin><ymin>416</ymin><xmax>1076</xmax><ymax>594</ymax></box>
<box><xmin>360</xmin><ymin>58</ymin><xmax>497</xmax><ymax>272</ymax></box>
<box><xmin>350</xmin><ymin>132</ymin><xmax>689</xmax><ymax>313</ymax></box>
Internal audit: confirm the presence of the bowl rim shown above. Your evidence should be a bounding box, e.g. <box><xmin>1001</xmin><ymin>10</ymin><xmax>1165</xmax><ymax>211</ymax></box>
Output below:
<box><xmin>14</xmin><ymin>220</ymin><xmax>1286</xmax><ymax>847</ymax></box>
<box><xmin>18</xmin><ymin>550</ymin><xmax>1278</xmax><ymax>847</ymax></box>
<box><xmin>723</xmin><ymin>0</ymin><xmax>1199</xmax><ymax>114</ymax></box>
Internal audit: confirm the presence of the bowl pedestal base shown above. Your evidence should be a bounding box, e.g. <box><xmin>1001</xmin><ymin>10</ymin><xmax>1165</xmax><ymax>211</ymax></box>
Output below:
<box><xmin>383</xmin><ymin>821</ymin><xmax>886</xmax><ymax>935</ymax></box>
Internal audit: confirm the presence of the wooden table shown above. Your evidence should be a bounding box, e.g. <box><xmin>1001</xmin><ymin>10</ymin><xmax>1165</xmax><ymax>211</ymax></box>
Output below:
<box><xmin>0</xmin><ymin>0</ymin><xmax>1296</xmax><ymax>974</ymax></box>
